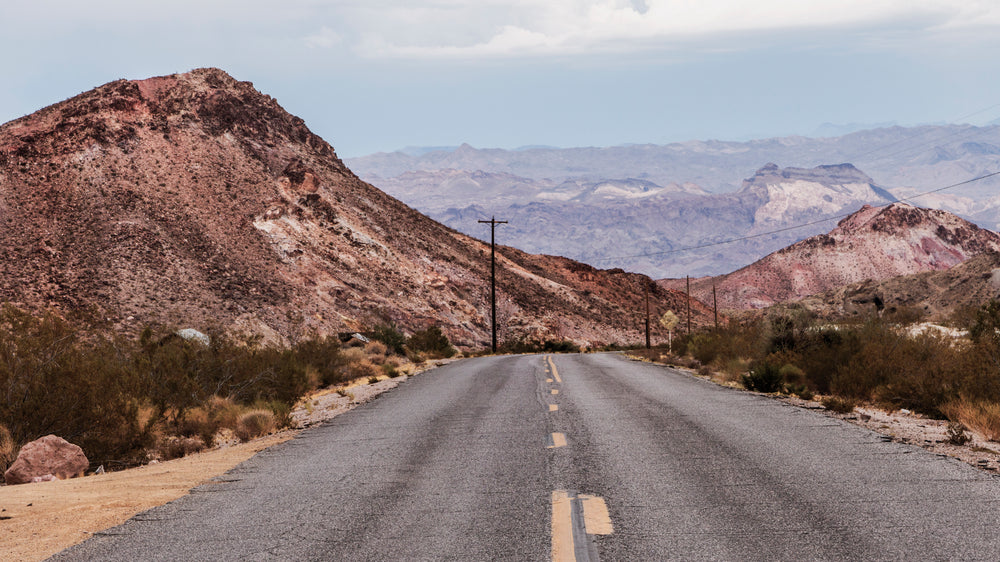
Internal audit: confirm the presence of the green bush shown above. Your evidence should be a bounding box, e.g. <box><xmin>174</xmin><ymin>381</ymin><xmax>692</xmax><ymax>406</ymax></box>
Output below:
<box><xmin>741</xmin><ymin>361</ymin><xmax>784</xmax><ymax>393</ymax></box>
<box><xmin>407</xmin><ymin>326</ymin><xmax>456</xmax><ymax>359</ymax></box>
<box><xmin>369</xmin><ymin>323</ymin><xmax>407</xmax><ymax>355</ymax></box>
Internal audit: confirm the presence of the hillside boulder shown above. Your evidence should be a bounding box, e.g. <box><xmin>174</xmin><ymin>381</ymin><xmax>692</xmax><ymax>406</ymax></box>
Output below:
<box><xmin>4</xmin><ymin>435</ymin><xmax>89</xmax><ymax>485</ymax></box>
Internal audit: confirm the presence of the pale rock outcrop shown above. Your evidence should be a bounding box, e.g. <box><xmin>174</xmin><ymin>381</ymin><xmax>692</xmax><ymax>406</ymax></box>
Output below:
<box><xmin>4</xmin><ymin>435</ymin><xmax>89</xmax><ymax>485</ymax></box>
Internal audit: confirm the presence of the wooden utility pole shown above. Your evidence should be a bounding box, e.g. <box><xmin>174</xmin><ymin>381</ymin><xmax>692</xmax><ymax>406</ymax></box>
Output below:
<box><xmin>713</xmin><ymin>284</ymin><xmax>719</xmax><ymax>329</ymax></box>
<box><xmin>686</xmin><ymin>275</ymin><xmax>692</xmax><ymax>334</ymax></box>
<box><xmin>644</xmin><ymin>281</ymin><xmax>651</xmax><ymax>349</ymax></box>
<box><xmin>478</xmin><ymin>216</ymin><xmax>508</xmax><ymax>352</ymax></box>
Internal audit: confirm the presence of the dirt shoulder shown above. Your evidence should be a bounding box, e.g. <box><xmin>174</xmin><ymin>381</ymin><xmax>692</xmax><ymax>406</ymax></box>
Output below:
<box><xmin>0</xmin><ymin>359</ymin><xmax>454</xmax><ymax>561</ymax></box>
<box><xmin>0</xmin><ymin>432</ymin><xmax>293</xmax><ymax>561</ymax></box>
<box><xmin>647</xmin><ymin>357</ymin><xmax>1000</xmax><ymax>474</ymax></box>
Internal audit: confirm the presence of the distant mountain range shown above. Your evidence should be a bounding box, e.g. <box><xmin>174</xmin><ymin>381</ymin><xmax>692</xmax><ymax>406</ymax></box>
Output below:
<box><xmin>347</xmin><ymin>127</ymin><xmax>1000</xmax><ymax>278</ymax></box>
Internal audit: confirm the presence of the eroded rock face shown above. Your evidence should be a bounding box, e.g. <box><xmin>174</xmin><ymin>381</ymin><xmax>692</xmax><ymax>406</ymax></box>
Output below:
<box><xmin>4</xmin><ymin>435</ymin><xmax>89</xmax><ymax>485</ymax></box>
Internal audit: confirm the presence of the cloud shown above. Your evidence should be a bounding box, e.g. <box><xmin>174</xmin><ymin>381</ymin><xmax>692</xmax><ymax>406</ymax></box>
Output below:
<box><xmin>305</xmin><ymin>26</ymin><xmax>342</xmax><ymax>49</ymax></box>
<box><xmin>346</xmin><ymin>0</ymin><xmax>1000</xmax><ymax>59</ymax></box>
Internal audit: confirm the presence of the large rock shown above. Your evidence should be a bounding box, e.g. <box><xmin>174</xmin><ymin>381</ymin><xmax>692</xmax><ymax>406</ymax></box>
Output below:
<box><xmin>4</xmin><ymin>435</ymin><xmax>89</xmax><ymax>485</ymax></box>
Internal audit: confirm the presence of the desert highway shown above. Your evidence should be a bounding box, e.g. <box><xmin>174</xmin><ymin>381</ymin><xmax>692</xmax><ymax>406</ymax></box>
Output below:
<box><xmin>53</xmin><ymin>353</ymin><xmax>1000</xmax><ymax>560</ymax></box>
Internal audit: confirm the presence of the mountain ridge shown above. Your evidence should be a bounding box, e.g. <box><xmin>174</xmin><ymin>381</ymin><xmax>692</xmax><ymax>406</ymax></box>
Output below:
<box><xmin>660</xmin><ymin>203</ymin><xmax>1000</xmax><ymax>309</ymax></box>
<box><xmin>0</xmin><ymin>68</ymin><xmax>711</xmax><ymax>347</ymax></box>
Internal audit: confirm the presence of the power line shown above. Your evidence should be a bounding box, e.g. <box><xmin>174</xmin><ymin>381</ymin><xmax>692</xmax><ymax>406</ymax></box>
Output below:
<box><xmin>590</xmin><ymin>170</ymin><xmax>1000</xmax><ymax>263</ymax></box>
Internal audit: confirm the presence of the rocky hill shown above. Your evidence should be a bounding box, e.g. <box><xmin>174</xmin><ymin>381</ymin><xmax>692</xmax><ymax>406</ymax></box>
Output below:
<box><xmin>0</xmin><ymin>68</ymin><xmax>711</xmax><ymax>347</ymax></box>
<box><xmin>790</xmin><ymin>251</ymin><xmax>1000</xmax><ymax>320</ymax></box>
<box><xmin>661</xmin><ymin>203</ymin><xmax>1000</xmax><ymax>309</ymax></box>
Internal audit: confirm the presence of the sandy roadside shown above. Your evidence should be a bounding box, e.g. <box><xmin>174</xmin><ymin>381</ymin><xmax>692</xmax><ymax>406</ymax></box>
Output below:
<box><xmin>0</xmin><ymin>432</ymin><xmax>294</xmax><ymax>561</ymax></box>
<box><xmin>0</xmin><ymin>359</ymin><xmax>454</xmax><ymax>561</ymax></box>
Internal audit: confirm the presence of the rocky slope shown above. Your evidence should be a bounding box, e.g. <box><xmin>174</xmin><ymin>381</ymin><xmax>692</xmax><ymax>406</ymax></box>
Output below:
<box><xmin>661</xmin><ymin>203</ymin><xmax>1000</xmax><ymax>310</ymax></box>
<box><xmin>790</xmin><ymin>251</ymin><xmax>1000</xmax><ymax>320</ymax></box>
<box><xmin>0</xmin><ymin>68</ymin><xmax>711</xmax><ymax>347</ymax></box>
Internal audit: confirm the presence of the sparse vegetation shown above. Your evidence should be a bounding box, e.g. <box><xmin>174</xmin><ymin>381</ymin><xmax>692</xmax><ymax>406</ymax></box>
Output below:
<box><xmin>0</xmin><ymin>304</ymin><xmax>413</xmax><ymax>472</ymax></box>
<box><xmin>406</xmin><ymin>325</ymin><xmax>457</xmax><ymax>359</ymax></box>
<box><xmin>646</xmin><ymin>300</ymin><xmax>1000</xmax><ymax>441</ymax></box>
<box><xmin>821</xmin><ymin>396</ymin><xmax>856</xmax><ymax>414</ymax></box>
<box><xmin>946</xmin><ymin>421</ymin><xmax>972</xmax><ymax>445</ymax></box>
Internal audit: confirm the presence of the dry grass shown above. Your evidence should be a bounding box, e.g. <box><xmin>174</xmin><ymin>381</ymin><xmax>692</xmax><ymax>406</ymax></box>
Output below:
<box><xmin>942</xmin><ymin>399</ymin><xmax>1000</xmax><ymax>442</ymax></box>
<box><xmin>0</xmin><ymin>424</ymin><xmax>16</xmax><ymax>473</ymax></box>
<box><xmin>235</xmin><ymin>409</ymin><xmax>276</xmax><ymax>441</ymax></box>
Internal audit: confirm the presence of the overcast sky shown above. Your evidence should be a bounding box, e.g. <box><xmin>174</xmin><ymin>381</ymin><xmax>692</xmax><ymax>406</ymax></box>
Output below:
<box><xmin>2</xmin><ymin>1</ymin><xmax>1000</xmax><ymax>157</ymax></box>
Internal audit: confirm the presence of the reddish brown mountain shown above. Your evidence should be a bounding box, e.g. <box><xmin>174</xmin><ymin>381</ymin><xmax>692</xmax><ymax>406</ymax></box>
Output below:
<box><xmin>661</xmin><ymin>203</ymin><xmax>1000</xmax><ymax>310</ymax></box>
<box><xmin>0</xmin><ymin>68</ymin><xmax>709</xmax><ymax>346</ymax></box>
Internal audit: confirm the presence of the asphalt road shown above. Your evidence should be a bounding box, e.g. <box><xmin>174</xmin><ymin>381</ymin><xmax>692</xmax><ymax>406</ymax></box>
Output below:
<box><xmin>53</xmin><ymin>353</ymin><xmax>1000</xmax><ymax>561</ymax></box>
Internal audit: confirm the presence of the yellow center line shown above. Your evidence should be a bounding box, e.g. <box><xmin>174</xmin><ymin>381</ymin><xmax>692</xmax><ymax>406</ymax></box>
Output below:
<box><xmin>548</xmin><ymin>432</ymin><xmax>567</xmax><ymax>448</ymax></box>
<box><xmin>546</xmin><ymin>378</ymin><xmax>554</xmax><ymax>383</ymax></box>
<box><xmin>551</xmin><ymin>389</ymin><xmax>559</xmax><ymax>395</ymax></box>
<box><xmin>549</xmin><ymin>404</ymin><xmax>558</xmax><ymax>412</ymax></box>
<box><xmin>551</xmin><ymin>490</ymin><xmax>574</xmax><ymax>562</ymax></box>
<box><xmin>550</xmin><ymin>490</ymin><xmax>615</xmax><ymax>562</ymax></box>
<box><xmin>578</xmin><ymin>494</ymin><xmax>614</xmax><ymax>535</ymax></box>
<box><xmin>547</xmin><ymin>356</ymin><xmax>563</xmax><ymax>383</ymax></box>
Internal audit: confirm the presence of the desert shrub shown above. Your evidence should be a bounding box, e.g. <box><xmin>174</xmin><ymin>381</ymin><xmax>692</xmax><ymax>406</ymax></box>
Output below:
<box><xmin>369</xmin><ymin>323</ymin><xmax>407</xmax><ymax>355</ymax></box>
<box><xmin>779</xmin><ymin>363</ymin><xmax>806</xmax><ymax>387</ymax></box>
<box><xmin>741</xmin><ymin>361</ymin><xmax>784</xmax><ymax>393</ymax></box>
<box><xmin>942</xmin><ymin>399</ymin><xmax>1000</xmax><ymax>442</ymax></box>
<box><xmin>0</xmin><ymin>307</ymin><xmax>151</xmax><ymax>468</ymax></box>
<box><xmin>0</xmin><ymin>424</ymin><xmax>16</xmax><ymax>473</ymax></box>
<box><xmin>382</xmin><ymin>363</ymin><xmax>401</xmax><ymax>378</ymax></box>
<box><xmin>364</xmin><ymin>340</ymin><xmax>388</xmax><ymax>364</ymax></box>
<box><xmin>946</xmin><ymin>421</ymin><xmax>972</xmax><ymax>445</ymax></box>
<box><xmin>500</xmin><ymin>337</ymin><xmax>579</xmax><ymax>355</ymax></box>
<box><xmin>407</xmin><ymin>326</ymin><xmax>457</xmax><ymax>358</ymax></box>
<box><xmin>688</xmin><ymin>333</ymin><xmax>722</xmax><ymax>365</ymax></box>
<box><xmin>158</xmin><ymin>436</ymin><xmax>206</xmax><ymax>460</ymax></box>
<box><xmin>821</xmin><ymin>396</ymin><xmax>856</xmax><ymax>414</ymax></box>
<box><xmin>346</xmin><ymin>359</ymin><xmax>381</xmax><ymax>382</ymax></box>
<box><xmin>235</xmin><ymin>409</ymin><xmax>276</xmax><ymax>441</ymax></box>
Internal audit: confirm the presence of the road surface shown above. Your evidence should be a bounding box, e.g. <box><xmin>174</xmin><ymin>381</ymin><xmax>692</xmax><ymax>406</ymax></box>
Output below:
<box><xmin>53</xmin><ymin>353</ymin><xmax>1000</xmax><ymax>560</ymax></box>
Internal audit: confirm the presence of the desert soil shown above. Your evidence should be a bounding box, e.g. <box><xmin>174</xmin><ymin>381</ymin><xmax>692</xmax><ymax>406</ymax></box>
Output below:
<box><xmin>0</xmin><ymin>360</ymin><xmax>451</xmax><ymax>562</ymax></box>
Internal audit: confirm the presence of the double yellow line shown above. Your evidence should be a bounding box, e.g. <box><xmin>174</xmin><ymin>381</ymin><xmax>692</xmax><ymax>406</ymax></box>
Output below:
<box><xmin>545</xmin><ymin>355</ymin><xmax>613</xmax><ymax>561</ymax></box>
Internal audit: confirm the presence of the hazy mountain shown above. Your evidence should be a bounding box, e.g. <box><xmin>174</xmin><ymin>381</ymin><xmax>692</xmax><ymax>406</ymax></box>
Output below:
<box><xmin>0</xmin><ymin>68</ymin><xmax>713</xmax><ymax>348</ymax></box>
<box><xmin>391</xmin><ymin>163</ymin><xmax>896</xmax><ymax>278</ymax></box>
<box><xmin>661</xmin><ymin>203</ymin><xmax>1000</xmax><ymax>310</ymax></box>
<box><xmin>347</xmin><ymin>126</ymin><xmax>1000</xmax><ymax>196</ymax></box>
<box><xmin>348</xmin><ymin>127</ymin><xmax>1000</xmax><ymax>278</ymax></box>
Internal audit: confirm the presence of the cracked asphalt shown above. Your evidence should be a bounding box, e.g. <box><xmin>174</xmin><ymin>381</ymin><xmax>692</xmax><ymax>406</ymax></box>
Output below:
<box><xmin>51</xmin><ymin>353</ymin><xmax>1000</xmax><ymax>560</ymax></box>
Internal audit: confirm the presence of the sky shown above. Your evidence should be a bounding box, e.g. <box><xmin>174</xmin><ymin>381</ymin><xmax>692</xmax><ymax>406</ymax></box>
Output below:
<box><xmin>2</xmin><ymin>1</ymin><xmax>1000</xmax><ymax>157</ymax></box>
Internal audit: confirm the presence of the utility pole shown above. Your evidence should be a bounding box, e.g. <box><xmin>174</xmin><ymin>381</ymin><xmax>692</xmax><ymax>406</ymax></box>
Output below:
<box><xmin>713</xmin><ymin>284</ymin><xmax>719</xmax><ymax>330</ymax></box>
<box><xmin>478</xmin><ymin>216</ymin><xmax>508</xmax><ymax>352</ymax></box>
<box><xmin>686</xmin><ymin>275</ymin><xmax>692</xmax><ymax>334</ymax></box>
<box><xmin>644</xmin><ymin>281</ymin><xmax>651</xmax><ymax>349</ymax></box>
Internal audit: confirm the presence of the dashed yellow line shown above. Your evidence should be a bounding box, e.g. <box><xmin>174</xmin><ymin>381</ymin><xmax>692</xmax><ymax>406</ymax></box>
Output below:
<box><xmin>551</xmin><ymin>389</ymin><xmax>559</xmax><ymax>395</ymax></box>
<box><xmin>548</xmin><ymin>432</ymin><xmax>567</xmax><ymax>448</ymax></box>
<box><xmin>546</xmin><ymin>356</ymin><xmax>563</xmax><ymax>383</ymax></box>
<box><xmin>549</xmin><ymin>404</ymin><xmax>559</xmax><ymax>412</ymax></box>
<box><xmin>578</xmin><ymin>494</ymin><xmax>614</xmax><ymax>535</ymax></box>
